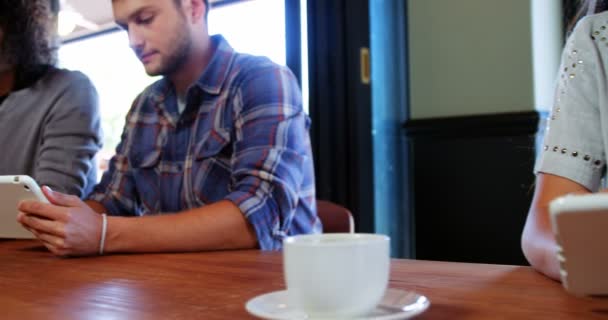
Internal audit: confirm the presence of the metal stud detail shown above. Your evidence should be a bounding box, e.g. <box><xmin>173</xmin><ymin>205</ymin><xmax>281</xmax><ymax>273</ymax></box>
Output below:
<box><xmin>595</xmin><ymin>160</ymin><xmax>602</xmax><ymax>166</ymax></box>
<box><xmin>572</xmin><ymin>151</ymin><xmax>579</xmax><ymax>157</ymax></box>
<box><xmin>553</xmin><ymin>146</ymin><xmax>559</xmax><ymax>152</ymax></box>
<box><xmin>557</xmin><ymin>43</ymin><xmax>586</xmax><ymax>102</ymax></box>
<box><xmin>584</xmin><ymin>155</ymin><xmax>591</xmax><ymax>161</ymax></box>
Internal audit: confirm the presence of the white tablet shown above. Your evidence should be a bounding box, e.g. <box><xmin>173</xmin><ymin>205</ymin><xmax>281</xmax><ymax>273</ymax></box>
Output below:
<box><xmin>549</xmin><ymin>193</ymin><xmax>608</xmax><ymax>296</ymax></box>
<box><xmin>0</xmin><ymin>175</ymin><xmax>48</xmax><ymax>239</ymax></box>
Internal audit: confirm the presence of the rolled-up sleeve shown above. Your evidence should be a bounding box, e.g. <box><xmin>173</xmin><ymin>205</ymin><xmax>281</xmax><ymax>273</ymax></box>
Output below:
<box><xmin>87</xmin><ymin>102</ymin><xmax>140</xmax><ymax>216</ymax></box>
<box><xmin>224</xmin><ymin>65</ymin><xmax>309</xmax><ymax>250</ymax></box>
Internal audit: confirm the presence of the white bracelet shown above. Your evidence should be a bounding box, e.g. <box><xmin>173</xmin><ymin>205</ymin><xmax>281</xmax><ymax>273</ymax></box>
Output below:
<box><xmin>99</xmin><ymin>213</ymin><xmax>107</xmax><ymax>255</ymax></box>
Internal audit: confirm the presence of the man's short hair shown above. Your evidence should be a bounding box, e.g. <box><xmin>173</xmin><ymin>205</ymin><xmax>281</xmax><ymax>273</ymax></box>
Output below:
<box><xmin>0</xmin><ymin>0</ymin><xmax>57</xmax><ymax>73</ymax></box>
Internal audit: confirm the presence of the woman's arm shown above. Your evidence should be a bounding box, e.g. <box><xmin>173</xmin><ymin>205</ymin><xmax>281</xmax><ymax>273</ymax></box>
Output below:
<box><xmin>522</xmin><ymin>173</ymin><xmax>590</xmax><ymax>280</ymax></box>
<box><xmin>34</xmin><ymin>72</ymin><xmax>102</xmax><ymax>197</ymax></box>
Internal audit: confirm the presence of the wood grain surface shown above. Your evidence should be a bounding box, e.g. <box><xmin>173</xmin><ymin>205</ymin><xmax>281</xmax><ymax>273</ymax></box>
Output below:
<box><xmin>0</xmin><ymin>240</ymin><xmax>606</xmax><ymax>319</ymax></box>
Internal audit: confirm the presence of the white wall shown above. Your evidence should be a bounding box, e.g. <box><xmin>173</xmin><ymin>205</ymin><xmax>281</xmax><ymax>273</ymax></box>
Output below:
<box><xmin>408</xmin><ymin>0</ymin><xmax>537</xmax><ymax>119</ymax></box>
<box><xmin>532</xmin><ymin>0</ymin><xmax>563</xmax><ymax>112</ymax></box>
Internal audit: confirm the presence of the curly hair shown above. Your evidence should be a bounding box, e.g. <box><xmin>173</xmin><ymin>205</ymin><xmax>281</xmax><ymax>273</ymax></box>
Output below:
<box><xmin>0</xmin><ymin>0</ymin><xmax>58</xmax><ymax>76</ymax></box>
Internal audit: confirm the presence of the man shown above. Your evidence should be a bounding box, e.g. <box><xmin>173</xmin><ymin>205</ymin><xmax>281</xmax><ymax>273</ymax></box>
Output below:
<box><xmin>0</xmin><ymin>0</ymin><xmax>102</xmax><ymax>197</ymax></box>
<box><xmin>18</xmin><ymin>0</ymin><xmax>320</xmax><ymax>256</ymax></box>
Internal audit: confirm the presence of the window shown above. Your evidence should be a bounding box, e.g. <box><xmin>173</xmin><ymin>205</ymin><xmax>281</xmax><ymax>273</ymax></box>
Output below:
<box><xmin>208</xmin><ymin>0</ymin><xmax>286</xmax><ymax>66</ymax></box>
<box><xmin>58</xmin><ymin>31</ymin><xmax>158</xmax><ymax>165</ymax></box>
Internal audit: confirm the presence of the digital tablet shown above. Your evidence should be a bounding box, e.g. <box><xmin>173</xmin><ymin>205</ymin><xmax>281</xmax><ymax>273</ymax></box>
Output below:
<box><xmin>0</xmin><ymin>175</ymin><xmax>49</xmax><ymax>239</ymax></box>
<box><xmin>550</xmin><ymin>193</ymin><xmax>608</xmax><ymax>296</ymax></box>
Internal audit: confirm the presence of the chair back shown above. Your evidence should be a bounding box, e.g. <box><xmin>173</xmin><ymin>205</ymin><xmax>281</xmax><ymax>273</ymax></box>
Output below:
<box><xmin>316</xmin><ymin>200</ymin><xmax>355</xmax><ymax>233</ymax></box>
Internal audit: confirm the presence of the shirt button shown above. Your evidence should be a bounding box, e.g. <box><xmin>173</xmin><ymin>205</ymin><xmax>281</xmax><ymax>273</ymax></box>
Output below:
<box><xmin>177</xmin><ymin>164</ymin><xmax>183</xmax><ymax>172</ymax></box>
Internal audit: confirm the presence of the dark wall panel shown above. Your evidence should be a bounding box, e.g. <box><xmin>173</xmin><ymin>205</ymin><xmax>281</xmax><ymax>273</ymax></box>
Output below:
<box><xmin>405</xmin><ymin>112</ymin><xmax>538</xmax><ymax>265</ymax></box>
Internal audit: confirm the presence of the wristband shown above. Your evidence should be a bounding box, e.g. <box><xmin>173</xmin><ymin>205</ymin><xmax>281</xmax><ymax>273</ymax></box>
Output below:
<box><xmin>99</xmin><ymin>213</ymin><xmax>107</xmax><ymax>255</ymax></box>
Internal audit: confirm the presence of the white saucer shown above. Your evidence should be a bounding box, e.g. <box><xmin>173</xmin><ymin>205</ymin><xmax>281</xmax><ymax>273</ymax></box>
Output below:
<box><xmin>245</xmin><ymin>288</ymin><xmax>430</xmax><ymax>320</ymax></box>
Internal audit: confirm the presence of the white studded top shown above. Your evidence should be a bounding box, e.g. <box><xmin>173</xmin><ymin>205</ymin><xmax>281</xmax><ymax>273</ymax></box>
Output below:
<box><xmin>535</xmin><ymin>11</ymin><xmax>608</xmax><ymax>191</ymax></box>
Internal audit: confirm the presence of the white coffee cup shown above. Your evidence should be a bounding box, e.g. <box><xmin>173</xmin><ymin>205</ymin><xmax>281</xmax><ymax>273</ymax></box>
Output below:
<box><xmin>283</xmin><ymin>233</ymin><xmax>390</xmax><ymax>318</ymax></box>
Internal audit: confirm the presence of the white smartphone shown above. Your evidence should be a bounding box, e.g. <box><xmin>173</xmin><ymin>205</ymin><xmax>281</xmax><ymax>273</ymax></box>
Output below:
<box><xmin>0</xmin><ymin>175</ymin><xmax>49</xmax><ymax>239</ymax></box>
<box><xmin>549</xmin><ymin>193</ymin><xmax>608</xmax><ymax>296</ymax></box>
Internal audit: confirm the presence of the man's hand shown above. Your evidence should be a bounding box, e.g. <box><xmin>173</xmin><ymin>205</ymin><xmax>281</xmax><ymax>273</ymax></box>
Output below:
<box><xmin>17</xmin><ymin>186</ymin><xmax>102</xmax><ymax>257</ymax></box>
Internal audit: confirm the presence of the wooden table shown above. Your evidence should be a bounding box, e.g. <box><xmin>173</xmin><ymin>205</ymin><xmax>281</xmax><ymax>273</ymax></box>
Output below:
<box><xmin>0</xmin><ymin>240</ymin><xmax>606</xmax><ymax>319</ymax></box>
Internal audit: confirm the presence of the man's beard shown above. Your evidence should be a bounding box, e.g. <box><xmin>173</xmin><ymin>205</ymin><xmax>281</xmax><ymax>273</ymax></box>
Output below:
<box><xmin>157</xmin><ymin>35</ymin><xmax>192</xmax><ymax>77</ymax></box>
<box><xmin>149</xmin><ymin>21</ymin><xmax>193</xmax><ymax>77</ymax></box>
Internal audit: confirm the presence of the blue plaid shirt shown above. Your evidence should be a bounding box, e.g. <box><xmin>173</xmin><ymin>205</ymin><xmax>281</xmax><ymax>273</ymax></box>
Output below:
<box><xmin>88</xmin><ymin>35</ymin><xmax>321</xmax><ymax>250</ymax></box>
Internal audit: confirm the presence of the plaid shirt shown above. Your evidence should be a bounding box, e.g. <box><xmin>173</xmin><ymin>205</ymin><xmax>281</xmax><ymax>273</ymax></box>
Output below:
<box><xmin>88</xmin><ymin>35</ymin><xmax>321</xmax><ymax>250</ymax></box>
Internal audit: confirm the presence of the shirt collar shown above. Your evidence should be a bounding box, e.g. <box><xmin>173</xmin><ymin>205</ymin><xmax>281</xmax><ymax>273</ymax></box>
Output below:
<box><xmin>149</xmin><ymin>35</ymin><xmax>236</xmax><ymax>103</ymax></box>
<box><xmin>194</xmin><ymin>35</ymin><xmax>236</xmax><ymax>95</ymax></box>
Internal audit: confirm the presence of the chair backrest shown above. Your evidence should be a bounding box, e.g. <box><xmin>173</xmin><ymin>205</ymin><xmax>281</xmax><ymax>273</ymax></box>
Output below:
<box><xmin>316</xmin><ymin>200</ymin><xmax>355</xmax><ymax>233</ymax></box>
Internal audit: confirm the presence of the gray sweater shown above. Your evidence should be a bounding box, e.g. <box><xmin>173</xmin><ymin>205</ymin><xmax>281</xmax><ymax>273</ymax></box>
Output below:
<box><xmin>0</xmin><ymin>67</ymin><xmax>102</xmax><ymax>197</ymax></box>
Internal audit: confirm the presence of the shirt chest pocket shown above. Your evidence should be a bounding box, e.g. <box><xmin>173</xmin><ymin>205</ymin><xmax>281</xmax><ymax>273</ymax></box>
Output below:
<box><xmin>195</xmin><ymin>131</ymin><xmax>230</xmax><ymax>159</ymax></box>
<box><xmin>128</xmin><ymin>148</ymin><xmax>161</xmax><ymax>214</ymax></box>
<box><xmin>190</xmin><ymin>129</ymin><xmax>233</xmax><ymax>205</ymax></box>
<box><xmin>130</xmin><ymin>149</ymin><xmax>161</xmax><ymax>168</ymax></box>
